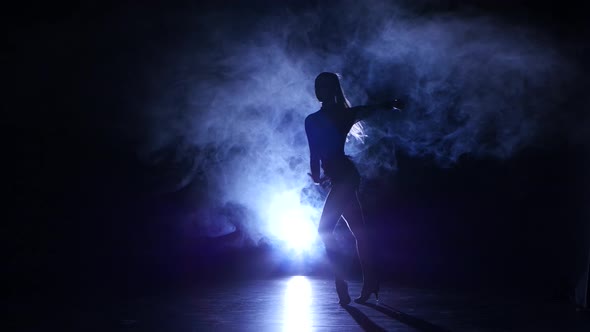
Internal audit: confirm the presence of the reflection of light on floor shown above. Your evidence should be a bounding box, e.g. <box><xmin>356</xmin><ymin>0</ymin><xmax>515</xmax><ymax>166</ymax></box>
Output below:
<box><xmin>283</xmin><ymin>276</ymin><xmax>313</xmax><ymax>331</ymax></box>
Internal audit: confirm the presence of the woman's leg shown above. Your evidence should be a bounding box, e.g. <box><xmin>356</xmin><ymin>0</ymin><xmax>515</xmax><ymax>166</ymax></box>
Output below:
<box><xmin>341</xmin><ymin>188</ymin><xmax>373</xmax><ymax>285</ymax></box>
<box><xmin>318</xmin><ymin>184</ymin><xmax>350</xmax><ymax>281</ymax></box>
<box><xmin>343</xmin><ymin>188</ymin><xmax>379</xmax><ymax>303</ymax></box>
<box><xmin>319</xmin><ymin>183</ymin><xmax>355</xmax><ymax>304</ymax></box>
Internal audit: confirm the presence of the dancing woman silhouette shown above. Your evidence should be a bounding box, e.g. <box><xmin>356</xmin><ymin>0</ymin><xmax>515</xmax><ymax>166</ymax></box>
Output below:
<box><xmin>305</xmin><ymin>72</ymin><xmax>400</xmax><ymax>305</ymax></box>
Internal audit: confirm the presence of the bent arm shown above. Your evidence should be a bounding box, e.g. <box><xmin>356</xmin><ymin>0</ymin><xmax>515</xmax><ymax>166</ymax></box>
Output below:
<box><xmin>305</xmin><ymin>117</ymin><xmax>321</xmax><ymax>183</ymax></box>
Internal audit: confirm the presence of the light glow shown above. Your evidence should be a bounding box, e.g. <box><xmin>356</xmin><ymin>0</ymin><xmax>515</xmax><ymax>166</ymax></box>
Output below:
<box><xmin>265</xmin><ymin>190</ymin><xmax>320</xmax><ymax>253</ymax></box>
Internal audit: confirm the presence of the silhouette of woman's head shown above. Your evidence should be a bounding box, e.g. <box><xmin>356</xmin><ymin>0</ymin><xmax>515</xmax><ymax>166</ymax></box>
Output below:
<box><xmin>314</xmin><ymin>72</ymin><xmax>365</xmax><ymax>142</ymax></box>
<box><xmin>315</xmin><ymin>72</ymin><xmax>350</xmax><ymax>108</ymax></box>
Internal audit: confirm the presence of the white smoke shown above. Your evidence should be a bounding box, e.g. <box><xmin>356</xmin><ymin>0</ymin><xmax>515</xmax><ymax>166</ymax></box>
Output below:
<box><xmin>135</xmin><ymin>1</ymin><xmax>577</xmax><ymax>248</ymax></box>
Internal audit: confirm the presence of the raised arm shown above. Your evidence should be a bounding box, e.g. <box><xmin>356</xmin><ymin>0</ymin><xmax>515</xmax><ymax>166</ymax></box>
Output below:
<box><xmin>350</xmin><ymin>99</ymin><xmax>404</xmax><ymax>122</ymax></box>
<box><xmin>305</xmin><ymin>116</ymin><xmax>321</xmax><ymax>183</ymax></box>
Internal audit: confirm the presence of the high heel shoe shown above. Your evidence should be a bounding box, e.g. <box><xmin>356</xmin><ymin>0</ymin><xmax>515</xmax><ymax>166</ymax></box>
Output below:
<box><xmin>354</xmin><ymin>282</ymin><xmax>379</xmax><ymax>304</ymax></box>
<box><xmin>335</xmin><ymin>279</ymin><xmax>351</xmax><ymax>305</ymax></box>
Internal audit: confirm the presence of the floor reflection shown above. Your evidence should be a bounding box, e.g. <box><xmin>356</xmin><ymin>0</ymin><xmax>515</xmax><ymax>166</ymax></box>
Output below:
<box><xmin>283</xmin><ymin>276</ymin><xmax>314</xmax><ymax>331</ymax></box>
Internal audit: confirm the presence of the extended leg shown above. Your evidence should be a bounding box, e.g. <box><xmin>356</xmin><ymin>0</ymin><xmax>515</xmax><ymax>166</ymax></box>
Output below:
<box><xmin>318</xmin><ymin>186</ymin><xmax>351</xmax><ymax>304</ymax></box>
<box><xmin>342</xmin><ymin>188</ymin><xmax>379</xmax><ymax>303</ymax></box>
<box><xmin>342</xmin><ymin>189</ymin><xmax>371</xmax><ymax>279</ymax></box>
<box><xmin>318</xmin><ymin>186</ymin><xmax>347</xmax><ymax>280</ymax></box>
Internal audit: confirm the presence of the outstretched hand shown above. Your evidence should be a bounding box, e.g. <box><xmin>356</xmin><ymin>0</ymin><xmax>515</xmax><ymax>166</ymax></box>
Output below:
<box><xmin>382</xmin><ymin>99</ymin><xmax>404</xmax><ymax>111</ymax></box>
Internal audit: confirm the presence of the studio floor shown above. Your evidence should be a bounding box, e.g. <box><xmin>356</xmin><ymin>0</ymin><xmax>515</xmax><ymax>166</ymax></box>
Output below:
<box><xmin>67</xmin><ymin>276</ymin><xmax>590</xmax><ymax>331</ymax></box>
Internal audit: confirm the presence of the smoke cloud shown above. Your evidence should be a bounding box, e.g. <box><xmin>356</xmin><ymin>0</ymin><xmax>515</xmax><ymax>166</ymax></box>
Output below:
<box><xmin>134</xmin><ymin>1</ymin><xmax>578</xmax><ymax>249</ymax></box>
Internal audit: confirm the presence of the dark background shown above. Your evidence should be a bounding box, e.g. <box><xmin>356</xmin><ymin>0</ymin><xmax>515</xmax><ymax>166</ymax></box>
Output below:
<box><xmin>6</xmin><ymin>0</ymin><xmax>589</xmax><ymax>309</ymax></box>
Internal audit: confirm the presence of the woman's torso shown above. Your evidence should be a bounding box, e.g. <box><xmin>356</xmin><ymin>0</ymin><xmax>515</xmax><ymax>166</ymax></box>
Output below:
<box><xmin>307</xmin><ymin>104</ymin><xmax>359</xmax><ymax>183</ymax></box>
